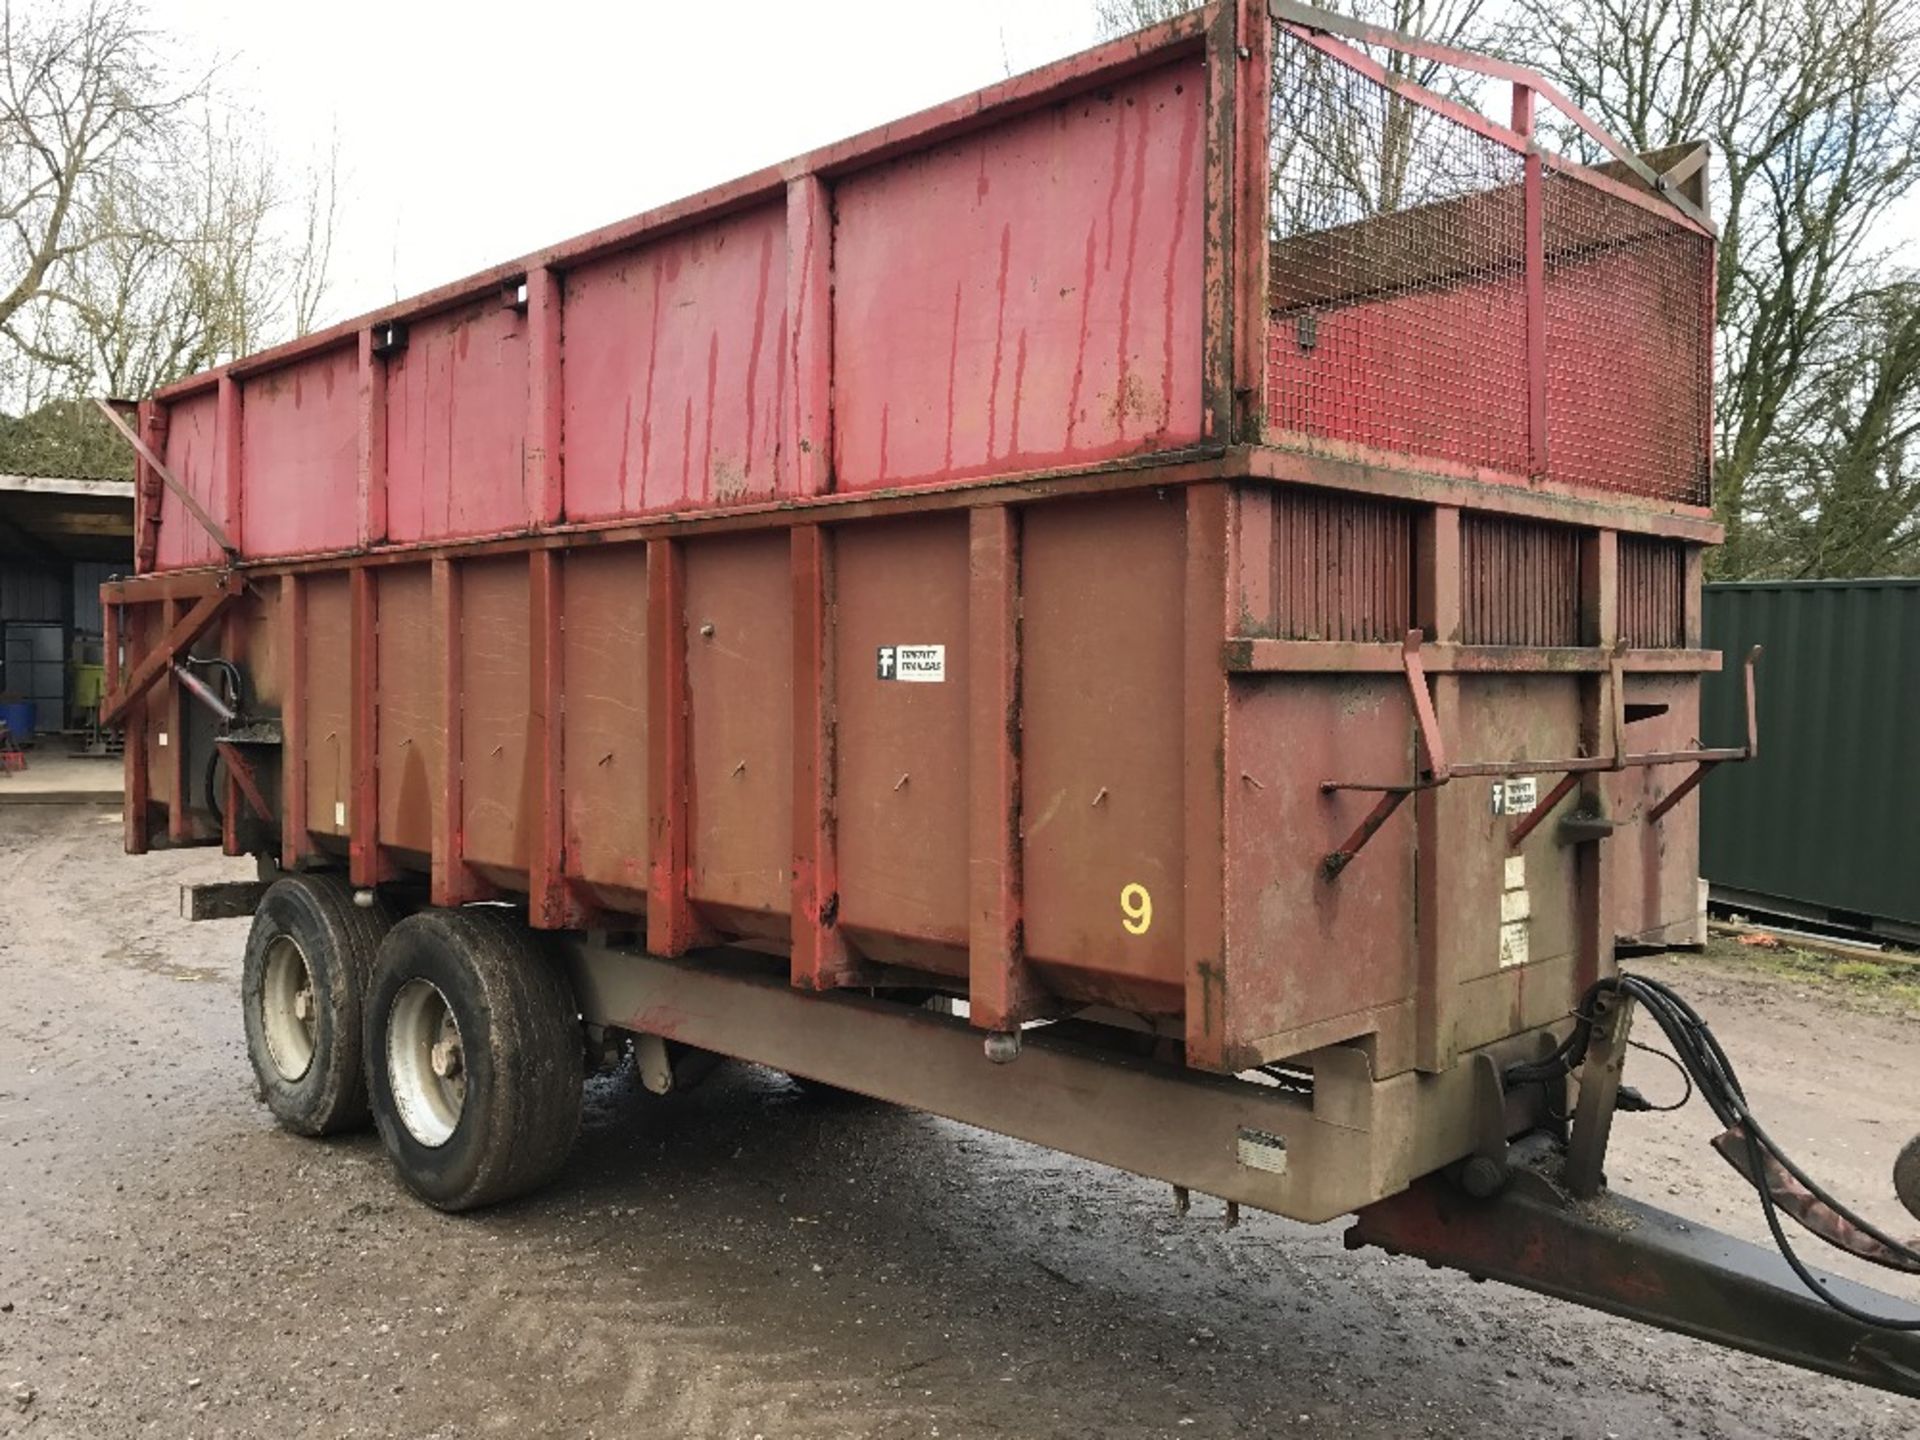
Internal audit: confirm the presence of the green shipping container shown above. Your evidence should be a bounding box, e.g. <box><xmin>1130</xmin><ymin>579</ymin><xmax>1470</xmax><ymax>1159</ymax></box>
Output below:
<box><xmin>1701</xmin><ymin>579</ymin><xmax>1920</xmax><ymax>940</ymax></box>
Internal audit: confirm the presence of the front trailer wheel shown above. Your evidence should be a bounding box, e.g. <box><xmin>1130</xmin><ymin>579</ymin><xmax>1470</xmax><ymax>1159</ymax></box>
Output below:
<box><xmin>241</xmin><ymin>873</ymin><xmax>394</xmax><ymax>1136</ymax></box>
<box><xmin>365</xmin><ymin>908</ymin><xmax>583</xmax><ymax>1212</ymax></box>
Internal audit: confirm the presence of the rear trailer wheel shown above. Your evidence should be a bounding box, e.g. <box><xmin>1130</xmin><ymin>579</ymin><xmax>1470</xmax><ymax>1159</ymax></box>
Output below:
<box><xmin>365</xmin><ymin>909</ymin><xmax>583</xmax><ymax>1212</ymax></box>
<box><xmin>241</xmin><ymin>874</ymin><xmax>394</xmax><ymax>1136</ymax></box>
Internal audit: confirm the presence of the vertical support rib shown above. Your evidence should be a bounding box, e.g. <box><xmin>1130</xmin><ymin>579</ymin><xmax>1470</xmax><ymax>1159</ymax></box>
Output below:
<box><xmin>1514</xmin><ymin>84</ymin><xmax>1548</xmax><ymax>480</ymax></box>
<box><xmin>1183</xmin><ymin>484</ymin><xmax>1232</xmax><ymax>1068</ymax></box>
<box><xmin>164</xmin><ymin>598</ymin><xmax>190</xmax><ymax>845</ymax></box>
<box><xmin>791</xmin><ymin>524</ymin><xmax>853</xmax><ymax>989</ymax></box>
<box><xmin>121</xmin><ymin>602</ymin><xmax>150</xmax><ymax>855</ymax></box>
<box><xmin>280</xmin><ymin>573</ymin><xmax>307</xmax><ymax>867</ymax></box>
<box><xmin>786</xmin><ymin>175</ymin><xmax>834</xmax><ymax>498</ymax></box>
<box><xmin>1201</xmin><ymin>0</ymin><xmax>1240</xmax><ymax>445</ymax></box>
<box><xmin>216</xmin><ymin>375</ymin><xmax>242</xmax><ymax>557</ymax></box>
<box><xmin>529</xmin><ymin>549</ymin><xmax>584</xmax><ymax>927</ymax></box>
<box><xmin>357</xmin><ymin>328</ymin><xmax>388</xmax><ymax>548</ymax></box>
<box><xmin>647</xmin><ymin>538</ymin><xmax>697</xmax><ymax>955</ymax></box>
<box><xmin>133</xmin><ymin>401</ymin><xmax>165</xmax><ymax>573</ymax></box>
<box><xmin>219</xmin><ymin>602</ymin><xmax>243</xmax><ymax>857</ymax></box>
<box><xmin>1575</xmin><ymin>527</ymin><xmax>1620</xmax><ymax>993</ymax></box>
<box><xmin>348</xmin><ymin>568</ymin><xmax>379</xmax><ymax>887</ymax></box>
<box><xmin>1231</xmin><ymin>0</ymin><xmax>1272</xmax><ymax>442</ymax></box>
<box><xmin>968</xmin><ymin>505</ymin><xmax>1040</xmax><ymax>1030</ymax></box>
<box><xmin>1414</xmin><ymin>505</ymin><xmax>1462</xmax><ymax>1072</ymax></box>
<box><xmin>526</xmin><ymin>266</ymin><xmax>565</xmax><ymax>528</ymax></box>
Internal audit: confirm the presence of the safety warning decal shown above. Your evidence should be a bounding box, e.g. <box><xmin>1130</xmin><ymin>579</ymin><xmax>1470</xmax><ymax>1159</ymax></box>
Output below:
<box><xmin>876</xmin><ymin>644</ymin><xmax>946</xmax><ymax>682</ymax></box>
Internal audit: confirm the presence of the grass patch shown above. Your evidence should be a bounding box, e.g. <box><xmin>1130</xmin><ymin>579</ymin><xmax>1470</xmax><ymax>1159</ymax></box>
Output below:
<box><xmin>1698</xmin><ymin>933</ymin><xmax>1920</xmax><ymax>1016</ymax></box>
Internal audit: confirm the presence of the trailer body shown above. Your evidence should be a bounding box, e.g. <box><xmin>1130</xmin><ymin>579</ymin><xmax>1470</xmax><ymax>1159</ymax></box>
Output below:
<box><xmin>108</xmin><ymin>6</ymin><xmax>1725</xmax><ymax>1215</ymax></box>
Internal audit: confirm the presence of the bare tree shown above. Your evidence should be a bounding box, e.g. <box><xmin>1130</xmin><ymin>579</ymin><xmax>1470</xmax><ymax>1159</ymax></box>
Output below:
<box><xmin>1496</xmin><ymin>0</ymin><xmax>1920</xmax><ymax>575</ymax></box>
<box><xmin>0</xmin><ymin>0</ymin><xmax>187</xmax><ymax>338</ymax></box>
<box><xmin>0</xmin><ymin>3</ymin><xmax>337</xmax><ymax>476</ymax></box>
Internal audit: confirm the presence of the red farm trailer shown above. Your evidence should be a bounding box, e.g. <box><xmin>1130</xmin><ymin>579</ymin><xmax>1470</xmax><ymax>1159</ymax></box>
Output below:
<box><xmin>100</xmin><ymin>0</ymin><xmax>1920</xmax><ymax>1396</ymax></box>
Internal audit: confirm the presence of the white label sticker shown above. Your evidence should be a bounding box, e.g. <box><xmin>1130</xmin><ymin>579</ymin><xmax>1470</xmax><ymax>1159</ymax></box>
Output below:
<box><xmin>1236</xmin><ymin>1127</ymin><xmax>1290</xmax><ymax>1176</ymax></box>
<box><xmin>1492</xmin><ymin>776</ymin><xmax>1538</xmax><ymax>815</ymax></box>
<box><xmin>334</xmin><ymin>801</ymin><xmax>346</xmax><ymax>828</ymax></box>
<box><xmin>877</xmin><ymin>644</ymin><xmax>945</xmax><ymax>683</ymax></box>
<box><xmin>1499</xmin><ymin>919</ymin><xmax>1531</xmax><ymax>969</ymax></box>
<box><xmin>157</xmin><ymin>731</ymin><xmax>168</xmax><ymax>748</ymax></box>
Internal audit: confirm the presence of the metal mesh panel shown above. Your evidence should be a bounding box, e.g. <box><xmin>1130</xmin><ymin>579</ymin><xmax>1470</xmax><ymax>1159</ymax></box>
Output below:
<box><xmin>1267</xmin><ymin>28</ymin><xmax>1528</xmax><ymax>475</ymax></box>
<box><xmin>1541</xmin><ymin>167</ymin><xmax>1713</xmax><ymax>504</ymax></box>
<box><xmin>1266</xmin><ymin>30</ymin><xmax>1713</xmax><ymax>508</ymax></box>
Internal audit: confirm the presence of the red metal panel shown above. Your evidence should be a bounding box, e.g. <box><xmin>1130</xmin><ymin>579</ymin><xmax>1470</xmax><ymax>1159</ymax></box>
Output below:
<box><xmin>683</xmin><ymin>533</ymin><xmax>793</xmax><ymax>937</ymax></box>
<box><xmin>1223</xmin><ymin>672</ymin><xmax>1416</xmax><ymax>1060</ymax></box>
<box><xmin>374</xmin><ymin>566</ymin><xmax>438</xmax><ymax>858</ymax></box>
<box><xmin>832</xmin><ymin>514</ymin><xmax>972</xmax><ymax>972</ymax></box>
<box><xmin>1460</xmin><ymin>514</ymin><xmax>1580</xmax><ymax>647</ymax></box>
<box><xmin>385</xmin><ymin>298</ymin><xmax>530</xmax><ymax>542</ymax></box>
<box><xmin>1266</xmin><ymin>488</ymin><xmax>1413</xmax><ymax>642</ymax></box>
<box><xmin>832</xmin><ymin>62</ymin><xmax>1206</xmax><ymax>491</ymax></box>
<box><xmin>562</xmin><ymin>205</ymin><xmax>787</xmax><ymax>521</ymax></box>
<box><xmin>1619</xmin><ymin>535</ymin><xmax>1686</xmax><ymax>649</ymax></box>
<box><xmin>561</xmin><ymin>547</ymin><xmax>650</xmax><ymax>916</ymax></box>
<box><xmin>1020</xmin><ymin>491</ymin><xmax>1187</xmax><ymax>1015</ymax></box>
<box><xmin>240</xmin><ymin>346</ymin><xmax>361</xmax><ymax>557</ymax></box>
<box><xmin>303</xmin><ymin>576</ymin><xmax>352</xmax><ymax>847</ymax></box>
<box><xmin>459</xmin><ymin>557</ymin><xmax>533</xmax><ymax>880</ymax></box>
<box><xmin>155</xmin><ymin>390</ymin><xmax>223</xmax><ymax>571</ymax></box>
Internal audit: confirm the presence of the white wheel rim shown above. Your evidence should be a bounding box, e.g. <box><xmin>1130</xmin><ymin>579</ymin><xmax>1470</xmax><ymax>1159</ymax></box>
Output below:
<box><xmin>387</xmin><ymin>978</ymin><xmax>466</xmax><ymax>1148</ymax></box>
<box><xmin>260</xmin><ymin>934</ymin><xmax>316</xmax><ymax>1082</ymax></box>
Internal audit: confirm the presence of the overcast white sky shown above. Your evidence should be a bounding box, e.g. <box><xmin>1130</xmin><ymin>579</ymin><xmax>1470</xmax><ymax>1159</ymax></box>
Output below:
<box><xmin>160</xmin><ymin>0</ymin><xmax>1113</xmax><ymax>329</ymax></box>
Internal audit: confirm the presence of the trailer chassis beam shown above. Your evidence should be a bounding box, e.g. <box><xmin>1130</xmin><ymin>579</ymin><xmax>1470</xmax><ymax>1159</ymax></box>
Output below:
<box><xmin>1347</xmin><ymin>1148</ymin><xmax>1920</xmax><ymax>1399</ymax></box>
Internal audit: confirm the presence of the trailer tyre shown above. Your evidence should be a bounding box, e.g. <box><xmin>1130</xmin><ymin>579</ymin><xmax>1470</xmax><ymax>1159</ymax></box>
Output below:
<box><xmin>241</xmin><ymin>873</ymin><xmax>394</xmax><ymax>1136</ymax></box>
<box><xmin>365</xmin><ymin>909</ymin><xmax>583</xmax><ymax>1212</ymax></box>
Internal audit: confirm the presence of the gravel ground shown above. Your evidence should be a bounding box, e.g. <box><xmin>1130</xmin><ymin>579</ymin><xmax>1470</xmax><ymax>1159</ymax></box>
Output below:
<box><xmin>2</xmin><ymin>805</ymin><xmax>1918</xmax><ymax>1439</ymax></box>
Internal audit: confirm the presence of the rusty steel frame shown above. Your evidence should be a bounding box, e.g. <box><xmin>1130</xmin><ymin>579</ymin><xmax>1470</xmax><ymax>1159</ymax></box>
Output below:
<box><xmin>1268</xmin><ymin>0</ymin><xmax>1714</xmax><ymax>237</ymax></box>
<box><xmin>1348</xmin><ymin>1159</ymin><xmax>1920</xmax><ymax>1399</ymax></box>
<box><xmin>559</xmin><ymin>936</ymin><xmax>1547</xmax><ymax>1225</ymax></box>
<box><xmin>1321</xmin><ymin>636</ymin><xmax>1760</xmax><ymax>875</ymax></box>
<box><xmin>99</xmin><ymin>577</ymin><xmax>245</xmax><ymax>730</ymax></box>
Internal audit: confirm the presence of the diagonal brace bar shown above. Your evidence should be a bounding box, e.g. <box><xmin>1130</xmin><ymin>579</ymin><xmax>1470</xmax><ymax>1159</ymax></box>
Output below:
<box><xmin>101</xmin><ymin>580</ymin><xmax>244</xmax><ymax>730</ymax></box>
<box><xmin>93</xmin><ymin>397</ymin><xmax>238</xmax><ymax>560</ymax></box>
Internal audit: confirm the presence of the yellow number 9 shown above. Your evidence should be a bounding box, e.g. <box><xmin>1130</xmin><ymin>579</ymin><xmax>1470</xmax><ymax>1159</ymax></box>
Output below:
<box><xmin>1120</xmin><ymin>882</ymin><xmax>1152</xmax><ymax>936</ymax></box>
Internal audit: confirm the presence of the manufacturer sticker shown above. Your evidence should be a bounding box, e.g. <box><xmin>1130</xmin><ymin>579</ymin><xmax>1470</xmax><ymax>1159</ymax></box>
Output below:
<box><xmin>1490</xmin><ymin>775</ymin><xmax>1539</xmax><ymax>815</ymax></box>
<box><xmin>1499</xmin><ymin>853</ymin><xmax>1530</xmax><ymax>968</ymax></box>
<box><xmin>876</xmin><ymin>644</ymin><xmax>945</xmax><ymax>683</ymax></box>
<box><xmin>1236</xmin><ymin>1127</ymin><xmax>1290</xmax><ymax>1176</ymax></box>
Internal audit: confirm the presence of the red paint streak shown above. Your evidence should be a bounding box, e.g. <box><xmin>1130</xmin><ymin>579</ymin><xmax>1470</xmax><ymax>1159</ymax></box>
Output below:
<box><xmin>943</xmin><ymin>282</ymin><xmax>962</xmax><ymax>473</ymax></box>
<box><xmin>976</xmin><ymin>148</ymin><xmax>990</xmax><ymax>202</ymax></box>
<box><xmin>702</xmin><ymin>330</ymin><xmax>719</xmax><ymax>502</ymax></box>
<box><xmin>1160</xmin><ymin>91</ymin><xmax>1200</xmax><ymax>435</ymax></box>
<box><xmin>1116</xmin><ymin>97</ymin><xmax>1150</xmax><ymax>440</ymax></box>
<box><xmin>987</xmin><ymin>223</ymin><xmax>1011</xmax><ymax>458</ymax></box>
<box><xmin>743</xmin><ymin>227</ymin><xmax>772</xmax><ymax>478</ymax></box>
<box><xmin>1010</xmin><ymin>330</ymin><xmax>1028</xmax><ymax>455</ymax></box>
<box><xmin>877</xmin><ymin>403</ymin><xmax>890</xmax><ymax>481</ymax></box>
<box><xmin>791</xmin><ymin>220</ymin><xmax>815</xmax><ymax>454</ymax></box>
<box><xmin>617</xmin><ymin>395</ymin><xmax>633</xmax><ymax>510</ymax></box>
<box><xmin>680</xmin><ymin>396</ymin><xmax>693</xmax><ymax>498</ymax></box>
<box><xmin>773</xmin><ymin>303</ymin><xmax>787</xmax><ymax>489</ymax></box>
<box><xmin>1104</xmin><ymin>100</ymin><xmax>1126</xmax><ymax>271</ymax></box>
<box><xmin>640</xmin><ymin>271</ymin><xmax>662</xmax><ymax>507</ymax></box>
<box><xmin>1065</xmin><ymin>222</ymin><xmax>1097</xmax><ymax>450</ymax></box>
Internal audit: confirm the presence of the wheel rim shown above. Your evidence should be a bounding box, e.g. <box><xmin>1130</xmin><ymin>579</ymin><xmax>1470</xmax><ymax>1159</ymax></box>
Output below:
<box><xmin>387</xmin><ymin>978</ymin><xmax>466</xmax><ymax>1148</ymax></box>
<box><xmin>260</xmin><ymin>934</ymin><xmax>317</xmax><ymax>1082</ymax></box>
